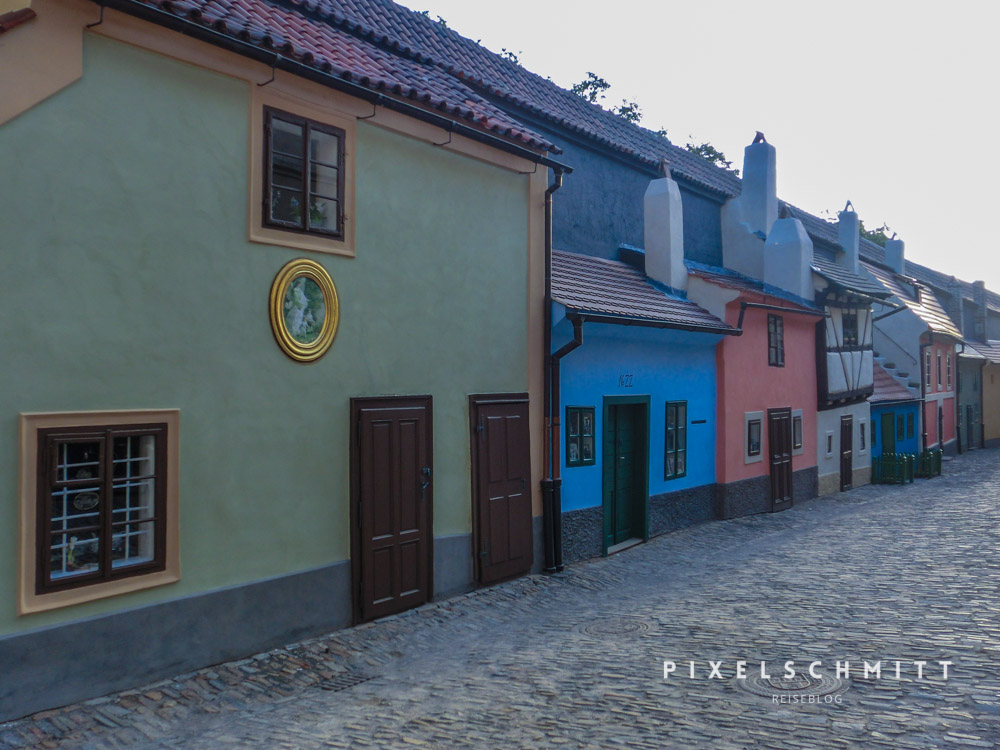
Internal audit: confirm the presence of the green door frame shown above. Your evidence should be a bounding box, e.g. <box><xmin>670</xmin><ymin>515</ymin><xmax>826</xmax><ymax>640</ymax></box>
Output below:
<box><xmin>601</xmin><ymin>395</ymin><xmax>651</xmax><ymax>555</ymax></box>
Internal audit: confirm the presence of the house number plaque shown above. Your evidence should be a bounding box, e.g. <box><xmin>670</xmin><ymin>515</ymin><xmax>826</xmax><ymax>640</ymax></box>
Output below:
<box><xmin>618</xmin><ymin>374</ymin><xmax>634</xmax><ymax>388</ymax></box>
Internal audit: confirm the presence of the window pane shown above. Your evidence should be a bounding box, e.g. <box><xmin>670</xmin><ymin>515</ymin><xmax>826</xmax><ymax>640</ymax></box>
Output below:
<box><xmin>111</xmin><ymin>520</ymin><xmax>156</xmax><ymax>569</ymax></box>
<box><xmin>667</xmin><ymin>406</ymin><xmax>676</xmax><ymax>429</ymax></box>
<box><xmin>568</xmin><ymin>409</ymin><xmax>580</xmax><ymax>437</ymax></box>
<box><xmin>666</xmin><ymin>429</ymin><xmax>675</xmax><ymax>452</ymax></box>
<box><xmin>666</xmin><ymin>453</ymin><xmax>676</xmax><ymax>476</ymax></box>
<box><xmin>748</xmin><ymin>421</ymin><xmax>761</xmax><ymax>455</ymax></box>
<box><xmin>270</xmin><ymin>187</ymin><xmax>304</xmax><ymax>225</ymax></box>
<box><xmin>50</xmin><ymin>486</ymin><xmax>101</xmax><ymax>534</ymax></box>
<box><xmin>272</xmin><ymin>151</ymin><xmax>304</xmax><ymax>190</ymax></box>
<box><xmin>50</xmin><ymin>531</ymin><xmax>100</xmax><ymax>580</ymax></box>
<box><xmin>310</xmin><ymin>129</ymin><xmax>340</xmax><ymax>166</ymax></box>
<box><xmin>113</xmin><ymin>477</ymin><xmax>155</xmax><ymax>523</ymax></box>
<box><xmin>676</xmin><ymin>451</ymin><xmax>686</xmax><ymax>475</ymax></box>
<box><xmin>581</xmin><ymin>436</ymin><xmax>594</xmax><ymax>462</ymax></box>
<box><xmin>308</xmin><ymin>196</ymin><xmax>338</xmax><ymax>231</ymax></box>
<box><xmin>113</xmin><ymin>435</ymin><xmax>155</xmax><ymax>479</ymax></box>
<box><xmin>582</xmin><ymin>411</ymin><xmax>593</xmax><ymax>436</ymax></box>
<box><xmin>310</xmin><ymin>163</ymin><xmax>339</xmax><ymax>199</ymax></box>
<box><xmin>568</xmin><ymin>437</ymin><xmax>580</xmax><ymax>464</ymax></box>
<box><xmin>57</xmin><ymin>441</ymin><xmax>101</xmax><ymax>482</ymax></box>
<box><xmin>678</xmin><ymin>403</ymin><xmax>687</xmax><ymax>426</ymax></box>
<box><xmin>271</xmin><ymin>117</ymin><xmax>303</xmax><ymax>156</ymax></box>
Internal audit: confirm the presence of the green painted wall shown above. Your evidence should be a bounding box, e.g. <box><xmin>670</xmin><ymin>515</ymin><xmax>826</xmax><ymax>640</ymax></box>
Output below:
<box><xmin>0</xmin><ymin>35</ymin><xmax>530</xmax><ymax>633</ymax></box>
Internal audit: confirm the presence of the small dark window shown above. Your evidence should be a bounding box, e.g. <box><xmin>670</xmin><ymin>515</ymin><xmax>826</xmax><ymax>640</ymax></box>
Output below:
<box><xmin>859</xmin><ymin>422</ymin><xmax>866</xmax><ymax>451</ymax></box>
<box><xmin>767</xmin><ymin>315</ymin><xmax>785</xmax><ymax>367</ymax></box>
<box><xmin>827</xmin><ymin>434</ymin><xmax>833</xmax><ymax>455</ymax></box>
<box><xmin>747</xmin><ymin>419</ymin><xmax>762</xmax><ymax>456</ymax></box>
<box><xmin>872</xmin><ymin>421</ymin><xmax>877</xmax><ymax>448</ymax></box>
<box><xmin>906</xmin><ymin>413</ymin><xmax>915</xmax><ymax>439</ymax></box>
<box><xmin>842</xmin><ymin>313</ymin><xmax>859</xmax><ymax>347</ymax></box>
<box><xmin>946</xmin><ymin>354</ymin><xmax>952</xmax><ymax>390</ymax></box>
<box><xmin>897</xmin><ymin>415</ymin><xmax>905</xmax><ymax>441</ymax></box>
<box><xmin>566</xmin><ymin>407</ymin><xmax>595</xmax><ymax>467</ymax></box>
<box><xmin>665</xmin><ymin>401</ymin><xmax>687</xmax><ymax>479</ymax></box>
<box><xmin>925</xmin><ymin>351</ymin><xmax>932</xmax><ymax>390</ymax></box>
<box><xmin>792</xmin><ymin>415</ymin><xmax>803</xmax><ymax>450</ymax></box>
<box><xmin>937</xmin><ymin>351</ymin><xmax>942</xmax><ymax>389</ymax></box>
<box><xmin>264</xmin><ymin>107</ymin><xmax>345</xmax><ymax>238</ymax></box>
<box><xmin>37</xmin><ymin>424</ymin><xmax>167</xmax><ymax>594</ymax></box>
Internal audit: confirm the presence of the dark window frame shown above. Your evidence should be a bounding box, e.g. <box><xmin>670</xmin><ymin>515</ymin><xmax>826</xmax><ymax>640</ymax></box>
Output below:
<box><xmin>937</xmin><ymin>351</ymin><xmax>942</xmax><ymax>389</ymax></box>
<box><xmin>946</xmin><ymin>354</ymin><xmax>952</xmax><ymax>390</ymax></box>
<box><xmin>35</xmin><ymin>423</ymin><xmax>168</xmax><ymax>595</ymax></box>
<box><xmin>747</xmin><ymin>419</ymin><xmax>762</xmax><ymax>457</ymax></box>
<box><xmin>565</xmin><ymin>406</ymin><xmax>596</xmax><ymax>467</ymax></box>
<box><xmin>859</xmin><ymin>421</ymin><xmax>866</xmax><ymax>451</ymax></box>
<box><xmin>842</xmin><ymin>313</ymin><xmax>859</xmax><ymax>347</ymax></box>
<box><xmin>896</xmin><ymin>415</ymin><xmax>905</xmax><ymax>441</ymax></box>
<box><xmin>767</xmin><ymin>314</ymin><xmax>785</xmax><ymax>367</ymax></box>
<box><xmin>792</xmin><ymin>414</ymin><xmax>803</xmax><ymax>450</ymax></box>
<box><xmin>925</xmin><ymin>350</ymin><xmax>932</xmax><ymax>390</ymax></box>
<box><xmin>264</xmin><ymin>106</ymin><xmax>346</xmax><ymax>240</ymax></box>
<box><xmin>906</xmin><ymin>413</ymin><xmax>915</xmax><ymax>439</ymax></box>
<box><xmin>664</xmin><ymin>401</ymin><xmax>687</xmax><ymax>480</ymax></box>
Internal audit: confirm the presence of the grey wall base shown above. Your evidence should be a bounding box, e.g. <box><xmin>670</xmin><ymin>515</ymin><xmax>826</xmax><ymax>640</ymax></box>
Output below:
<box><xmin>0</xmin><ymin>560</ymin><xmax>352</xmax><ymax>722</ymax></box>
<box><xmin>561</xmin><ymin>505</ymin><xmax>603</xmax><ymax>564</ymax></box>
<box><xmin>531</xmin><ymin>514</ymin><xmax>544</xmax><ymax>574</ymax></box>
<box><xmin>433</xmin><ymin>533</ymin><xmax>474</xmax><ymax>599</ymax></box>
<box><xmin>2</xmin><ymin>528</ymin><xmax>488</xmax><ymax>722</ymax></box>
<box><xmin>717</xmin><ymin>467</ymin><xmax>818</xmax><ymax>520</ymax></box>
<box><xmin>649</xmin><ymin>484</ymin><xmax>715</xmax><ymax>538</ymax></box>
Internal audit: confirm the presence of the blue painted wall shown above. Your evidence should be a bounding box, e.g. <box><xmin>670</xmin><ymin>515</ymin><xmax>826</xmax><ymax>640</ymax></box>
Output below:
<box><xmin>520</xmin><ymin>120</ymin><xmax>724</xmax><ymax>266</ymax></box>
<box><xmin>553</xmin><ymin>314</ymin><xmax>722</xmax><ymax>511</ymax></box>
<box><xmin>871</xmin><ymin>402</ymin><xmax>921</xmax><ymax>457</ymax></box>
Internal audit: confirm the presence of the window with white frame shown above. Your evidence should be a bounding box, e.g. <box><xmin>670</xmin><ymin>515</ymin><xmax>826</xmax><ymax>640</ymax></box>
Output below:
<box><xmin>745</xmin><ymin>411</ymin><xmax>764</xmax><ymax>464</ymax></box>
<box><xmin>791</xmin><ymin>409</ymin><xmax>804</xmax><ymax>456</ymax></box>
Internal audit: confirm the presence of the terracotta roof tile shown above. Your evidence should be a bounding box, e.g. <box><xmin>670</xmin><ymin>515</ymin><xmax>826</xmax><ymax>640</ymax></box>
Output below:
<box><xmin>870</xmin><ymin>362</ymin><xmax>918</xmax><ymax>403</ymax></box>
<box><xmin>117</xmin><ymin>0</ymin><xmax>554</xmax><ymax>151</ymax></box>
<box><xmin>552</xmin><ymin>251</ymin><xmax>733</xmax><ymax>333</ymax></box>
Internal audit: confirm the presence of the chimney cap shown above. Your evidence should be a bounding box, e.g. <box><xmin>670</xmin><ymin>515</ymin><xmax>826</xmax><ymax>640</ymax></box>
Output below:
<box><xmin>752</xmin><ymin>131</ymin><xmax>766</xmax><ymax>144</ymax></box>
<box><xmin>842</xmin><ymin>200</ymin><xmax>855</xmax><ymax>213</ymax></box>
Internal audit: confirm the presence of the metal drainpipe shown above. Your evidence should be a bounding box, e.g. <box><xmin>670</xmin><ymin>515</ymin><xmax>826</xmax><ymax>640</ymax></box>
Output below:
<box><xmin>541</xmin><ymin>170</ymin><xmax>564</xmax><ymax>573</ymax></box>
<box><xmin>919</xmin><ymin>335</ymin><xmax>933</xmax><ymax>452</ymax></box>
<box><xmin>547</xmin><ymin>317</ymin><xmax>583</xmax><ymax>571</ymax></box>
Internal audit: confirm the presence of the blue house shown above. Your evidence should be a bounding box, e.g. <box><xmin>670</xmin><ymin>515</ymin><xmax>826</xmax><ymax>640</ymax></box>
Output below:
<box><xmin>870</xmin><ymin>362</ymin><xmax>921</xmax><ymax>457</ymax></box>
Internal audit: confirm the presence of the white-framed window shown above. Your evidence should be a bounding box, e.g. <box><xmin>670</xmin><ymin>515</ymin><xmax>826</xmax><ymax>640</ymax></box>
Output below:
<box><xmin>825</xmin><ymin>431</ymin><xmax>835</xmax><ymax>457</ymax></box>
<box><xmin>859</xmin><ymin>419</ymin><xmax>868</xmax><ymax>454</ymax></box>
<box><xmin>18</xmin><ymin>410</ymin><xmax>180</xmax><ymax>614</ymax></box>
<box><xmin>791</xmin><ymin>408</ymin><xmax>804</xmax><ymax>456</ymax></box>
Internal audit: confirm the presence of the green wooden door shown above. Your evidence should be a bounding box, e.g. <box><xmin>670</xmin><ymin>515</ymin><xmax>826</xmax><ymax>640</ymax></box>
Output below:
<box><xmin>612</xmin><ymin>405</ymin><xmax>636</xmax><ymax>544</ymax></box>
<box><xmin>881</xmin><ymin>412</ymin><xmax>896</xmax><ymax>453</ymax></box>
<box><xmin>602</xmin><ymin>402</ymin><xmax>648</xmax><ymax>548</ymax></box>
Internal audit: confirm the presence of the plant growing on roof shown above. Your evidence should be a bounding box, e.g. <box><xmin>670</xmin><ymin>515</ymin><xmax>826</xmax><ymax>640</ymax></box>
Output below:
<box><xmin>685</xmin><ymin>141</ymin><xmax>740</xmax><ymax>176</ymax></box>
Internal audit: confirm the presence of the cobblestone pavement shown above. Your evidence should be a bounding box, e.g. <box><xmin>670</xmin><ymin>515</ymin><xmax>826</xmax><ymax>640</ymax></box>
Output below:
<box><xmin>5</xmin><ymin>450</ymin><xmax>1000</xmax><ymax>749</ymax></box>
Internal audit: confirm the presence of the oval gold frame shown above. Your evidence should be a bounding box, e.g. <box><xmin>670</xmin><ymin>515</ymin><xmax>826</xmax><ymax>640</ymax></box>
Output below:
<box><xmin>269</xmin><ymin>258</ymin><xmax>339</xmax><ymax>363</ymax></box>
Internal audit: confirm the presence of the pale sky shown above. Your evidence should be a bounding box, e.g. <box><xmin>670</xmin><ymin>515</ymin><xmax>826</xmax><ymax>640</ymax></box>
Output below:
<box><xmin>401</xmin><ymin>0</ymin><xmax>1000</xmax><ymax>291</ymax></box>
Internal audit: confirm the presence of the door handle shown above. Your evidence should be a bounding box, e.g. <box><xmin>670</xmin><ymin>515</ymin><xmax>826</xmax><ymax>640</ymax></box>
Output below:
<box><xmin>419</xmin><ymin>466</ymin><xmax>431</xmax><ymax>498</ymax></box>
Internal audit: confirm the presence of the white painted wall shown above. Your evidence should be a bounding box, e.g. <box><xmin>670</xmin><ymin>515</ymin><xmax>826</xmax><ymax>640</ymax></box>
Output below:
<box><xmin>817</xmin><ymin>402</ymin><xmax>872</xmax><ymax>491</ymax></box>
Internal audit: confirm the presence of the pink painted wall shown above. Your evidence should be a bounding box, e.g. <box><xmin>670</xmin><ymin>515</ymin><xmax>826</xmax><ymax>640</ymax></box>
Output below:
<box><xmin>716</xmin><ymin>298</ymin><xmax>818</xmax><ymax>484</ymax></box>
<box><xmin>921</xmin><ymin>337</ymin><xmax>957</xmax><ymax>447</ymax></box>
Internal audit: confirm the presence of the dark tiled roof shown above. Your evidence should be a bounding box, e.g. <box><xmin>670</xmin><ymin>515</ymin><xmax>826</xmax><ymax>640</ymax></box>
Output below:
<box><xmin>811</xmin><ymin>255</ymin><xmax>890</xmax><ymax>298</ymax></box>
<box><xmin>862</xmin><ymin>262</ymin><xmax>963</xmax><ymax>339</ymax></box>
<box><xmin>964</xmin><ymin>340</ymin><xmax>1000</xmax><ymax>365</ymax></box>
<box><xmin>685</xmin><ymin>261</ymin><xmax>822</xmax><ymax>311</ymax></box>
<box><xmin>870</xmin><ymin>362</ymin><xmax>918</xmax><ymax>404</ymax></box>
<box><xmin>552</xmin><ymin>251</ymin><xmax>733</xmax><ymax>333</ymax></box>
<box><xmin>117</xmin><ymin>0</ymin><xmax>554</xmax><ymax>150</ymax></box>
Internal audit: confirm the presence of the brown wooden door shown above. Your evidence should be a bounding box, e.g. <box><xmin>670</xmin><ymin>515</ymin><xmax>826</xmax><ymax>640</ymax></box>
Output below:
<box><xmin>351</xmin><ymin>396</ymin><xmax>432</xmax><ymax>623</ymax></box>
<box><xmin>839</xmin><ymin>415</ymin><xmax>853</xmax><ymax>491</ymax></box>
<box><xmin>470</xmin><ymin>394</ymin><xmax>533</xmax><ymax>584</ymax></box>
<box><xmin>768</xmin><ymin>408</ymin><xmax>793</xmax><ymax>511</ymax></box>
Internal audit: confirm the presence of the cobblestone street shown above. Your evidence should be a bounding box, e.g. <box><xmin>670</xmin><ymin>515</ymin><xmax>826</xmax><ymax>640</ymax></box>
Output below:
<box><xmin>5</xmin><ymin>450</ymin><xmax>1000</xmax><ymax>749</ymax></box>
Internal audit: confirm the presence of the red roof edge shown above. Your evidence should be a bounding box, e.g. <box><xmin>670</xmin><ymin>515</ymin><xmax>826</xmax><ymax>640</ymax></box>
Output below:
<box><xmin>0</xmin><ymin>7</ymin><xmax>36</xmax><ymax>33</ymax></box>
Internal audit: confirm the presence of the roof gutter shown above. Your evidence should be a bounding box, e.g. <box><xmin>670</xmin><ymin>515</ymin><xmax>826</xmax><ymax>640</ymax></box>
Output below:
<box><xmin>736</xmin><ymin>301</ymin><xmax>827</xmax><ymax>331</ymax></box>
<box><xmin>89</xmin><ymin>0</ymin><xmax>573</xmax><ymax>174</ymax></box>
<box><xmin>569</xmin><ymin>311</ymin><xmax>740</xmax><ymax>336</ymax></box>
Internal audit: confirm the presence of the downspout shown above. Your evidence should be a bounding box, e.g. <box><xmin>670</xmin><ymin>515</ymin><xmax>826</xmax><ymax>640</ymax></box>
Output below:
<box><xmin>955</xmin><ymin>341</ymin><xmax>965</xmax><ymax>454</ymax></box>
<box><xmin>919</xmin><ymin>334</ymin><xmax>933</xmax><ymax>452</ymax></box>
<box><xmin>541</xmin><ymin>170</ymin><xmax>564</xmax><ymax>573</ymax></box>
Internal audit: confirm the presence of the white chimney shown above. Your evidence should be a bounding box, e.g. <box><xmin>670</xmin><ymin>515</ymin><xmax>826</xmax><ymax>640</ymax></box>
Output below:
<box><xmin>763</xmin><ymin>216</ymin><xmax>814</xmax><ymax>301</ymax></box>
<box><xmin>837</xmin><ymin>201</ymin><xmax>860</xmax><ymax>273</ymax></box>
<box><xmin>643</xmin><ymin>163</ymin><xmax>687</xmax><ymax>292</ymax></box>
<box><xmin>741</xmin><ymin>133</ymin><xmax>778</xmax><ymax>237</ymax></box>
<box><xmin>884</xmin><ymin>237</ymin><xmax>905</xmax><ymax>275</ymax></box>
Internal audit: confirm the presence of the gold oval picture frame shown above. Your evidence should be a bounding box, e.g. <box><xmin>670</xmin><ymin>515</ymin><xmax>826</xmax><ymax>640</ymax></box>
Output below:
<box><xmin>269</xmin><ymin>258</ymin><xmax>339</xmax><ymax>362</ymax></box>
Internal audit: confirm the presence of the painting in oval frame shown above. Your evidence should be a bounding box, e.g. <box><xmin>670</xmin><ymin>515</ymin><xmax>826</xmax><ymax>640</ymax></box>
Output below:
<box><xmin>269</xmin><ymin>258</ymin><xmax>339</xmax><ymax>362</ymax></box>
